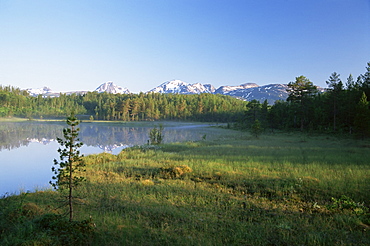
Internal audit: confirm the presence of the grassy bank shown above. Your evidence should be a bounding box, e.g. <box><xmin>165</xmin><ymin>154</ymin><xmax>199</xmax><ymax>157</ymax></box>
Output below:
<box><xmin>1</xmin><ymin>129</ymin><xmax>369</xmax><ymax>245</ymax></box>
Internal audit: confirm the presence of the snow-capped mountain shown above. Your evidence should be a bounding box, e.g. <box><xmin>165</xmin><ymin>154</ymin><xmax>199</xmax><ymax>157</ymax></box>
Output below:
<box><xmin>149</xmin><ymin>80</ymin><xmax>215</xmax><ymax>94</ymax></box>
<box><xmin>25</xmin><ymin>80</ymin><xmax>300</xmax><ymax>104</ymax></box>
<box><xmin>94</xmin><ymin>81</ymin><xmax>130</xmax><ymax>94</ymax></box>
<box><xmin>148</xmin><ymin>80</ymin><xmax>289</xmax><ymax>104</ymax></box>
<box><xmin>26</xmin><ymin>82</ymin><xmax>129</xmax><ymax>97</ymax></box>
<box><xmin>218</xmin><ymin>84</ymin><xmax>289</xmax><ymax>104</ymax></box>
<box><xmin>27</xmin><ymin>86</ymin><xmax>54</xmax><ymax>97</ymax></box>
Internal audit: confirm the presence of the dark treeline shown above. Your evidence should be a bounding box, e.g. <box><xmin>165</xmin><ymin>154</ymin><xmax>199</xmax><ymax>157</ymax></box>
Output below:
<box><xmin>82</xmin><ymin>92</ymin><xmax>247</xmax><ymax>122</ymax></box>
<box><xmin>0</xmin><ymin>87</ymin><xmax>247</xmax><ymax>122</ymax></box>
<box><xmin>240</xmin><ymin>62</ymin><xmax>370</xmax><ymax>138</ymax></box>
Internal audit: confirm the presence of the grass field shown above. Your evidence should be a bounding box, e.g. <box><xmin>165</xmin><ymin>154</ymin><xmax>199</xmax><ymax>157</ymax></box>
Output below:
<box><xmin>1</xmin><ymin>127</ymin><xmax>369</xmax><ymax>245</ymax></box>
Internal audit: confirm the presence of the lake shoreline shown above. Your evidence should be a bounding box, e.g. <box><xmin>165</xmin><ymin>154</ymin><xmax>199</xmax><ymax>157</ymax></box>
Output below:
<box><xmin>0</xmin><ymin>121</ymin><xmax>230</xmax><ymax>196</ymax></box>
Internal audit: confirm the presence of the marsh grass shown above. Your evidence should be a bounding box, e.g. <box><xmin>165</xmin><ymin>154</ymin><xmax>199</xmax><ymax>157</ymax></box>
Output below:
<box><xmin>1</xmin><ymin>129</ymin><xmax>369</xmax><ymax>245</ymax></box>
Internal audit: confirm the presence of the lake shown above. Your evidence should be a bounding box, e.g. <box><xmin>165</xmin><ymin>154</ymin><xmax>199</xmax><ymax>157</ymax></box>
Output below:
<box><xmin>0</xmin><ymin>121</ymin><xmax>222</xmax><ymax>196</ymax></box>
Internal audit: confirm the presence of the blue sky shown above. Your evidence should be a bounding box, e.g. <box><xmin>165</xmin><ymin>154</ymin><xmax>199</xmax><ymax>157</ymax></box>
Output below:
<box><xmin>0</xmin><ymin>0</ymin><xmax>369</xmax><ymax>92</ymax></box>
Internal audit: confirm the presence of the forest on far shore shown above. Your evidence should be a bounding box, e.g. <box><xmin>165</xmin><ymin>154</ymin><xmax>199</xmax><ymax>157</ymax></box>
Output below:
<box><xmin>1</xmin><ymin>62</ymin><xmax>369</xmax><ymax>137</ymax></box>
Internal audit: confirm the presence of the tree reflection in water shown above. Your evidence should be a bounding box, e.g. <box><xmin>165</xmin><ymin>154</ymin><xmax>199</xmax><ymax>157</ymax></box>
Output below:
<box><xmin>0</xmin><ymin>121</ymin><xmax>223</xmax><ymax>195</ymax></box>
<box><xmin>0</xmin><ymin>121</ymin><xmax>219</xmax><ymax>153</ymax></box>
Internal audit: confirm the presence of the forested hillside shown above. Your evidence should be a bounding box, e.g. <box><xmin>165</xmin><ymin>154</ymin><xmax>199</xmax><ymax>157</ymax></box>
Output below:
<box><xmin>1</xmin><ymin>62</ymin><xmax>369</xmax><ymax>136</ymax></box>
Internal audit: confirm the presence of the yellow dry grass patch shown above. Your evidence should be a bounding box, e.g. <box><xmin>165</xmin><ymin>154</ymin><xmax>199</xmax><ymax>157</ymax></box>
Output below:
<box><xmin>139</xmin><ymin>179</ymin><xmax>155</xmax><ymax>186</ymax></box>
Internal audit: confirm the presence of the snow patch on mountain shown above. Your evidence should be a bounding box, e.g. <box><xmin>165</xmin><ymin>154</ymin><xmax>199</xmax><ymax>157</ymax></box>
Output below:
<box><xmin>26</xmin><ymin>86</ymin><xmax>88</xmax><ymax>97</ymax></box>
<box><xmin>219</xmin><ymin>84</ymin><xmax>289</xmax><ymax>104</ymax></box>
<box><xmin>149</xmin><ymin>80</ymin><xmax>215</xmax><ymax>94</ymax></box>
<box><xmin>214</xmin><ymin>83</ymin><xmax>259</xmax><ymax>94</ymax></box>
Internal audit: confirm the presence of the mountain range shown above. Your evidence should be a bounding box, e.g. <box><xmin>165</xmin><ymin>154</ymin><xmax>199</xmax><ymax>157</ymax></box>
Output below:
<box><xmin>149</xmin><ymin>80</ymin><xmax>290</xmax><ymax>104</ymax></box>
<box><xmin>26</xmin><ymin>80</ymin><xmax>293</xmax><ymax>104</ymax></box>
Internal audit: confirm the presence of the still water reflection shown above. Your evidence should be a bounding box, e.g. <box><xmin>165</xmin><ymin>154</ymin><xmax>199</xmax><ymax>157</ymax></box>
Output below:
<box><xmin>0</xmin><ymin>121</ymin><xmax>219</xmax><ymax>196</ymax></box>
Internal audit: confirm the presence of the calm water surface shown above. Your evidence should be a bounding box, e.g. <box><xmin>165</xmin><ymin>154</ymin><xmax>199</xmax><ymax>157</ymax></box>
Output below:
<box><xmin>0</xmin><ymin>121</ymin><xmax>221</xmax><ymax>196</ymax></box>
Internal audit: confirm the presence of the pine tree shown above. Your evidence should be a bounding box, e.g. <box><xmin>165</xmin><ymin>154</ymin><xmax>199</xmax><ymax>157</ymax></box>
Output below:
<box><xmin>287</xmin><ymin>76</ymin><xmax>318</xmax><ymax>131</ymax></box>
<box><xmin>244</xmin><ymin>100</ymin><xmax>261</xmax><ymax>128</ymax></box>
<box><xmin>326</xmin><ymin>72</ymin><xmax>343</xmax><ymax>131</ymax></box>
<box><xmin>360</xmin><ymin>62</ymin><xmax>370</xmax><ymax>98</ymax></box>
<box><xmin>361</xmin><ymin>62</ymin><xmax>370</xmax><ymax>88</ymax></box>
<box><xmin>251</xmin><ymin>119</ymin><xmax>263</xmax><ymax>138</ymax></box>
<box><xmin>50</xmin><ymin>113</ymin><xmax>85</xmax><ymax>222</ymax></box>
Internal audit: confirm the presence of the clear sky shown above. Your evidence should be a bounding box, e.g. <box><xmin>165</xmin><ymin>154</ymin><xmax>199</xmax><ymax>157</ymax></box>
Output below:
<box><xmin>0</xmin><ymin>0</ymin><xmax>369</xmax><ymax>93</ymax></box>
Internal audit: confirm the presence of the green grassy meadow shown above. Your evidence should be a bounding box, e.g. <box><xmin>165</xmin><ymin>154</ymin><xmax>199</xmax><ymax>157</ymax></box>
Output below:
<box><xmin>1</xmin><ymin>128</ymin><xmax>369</xmax><ymax>245</ymax></box>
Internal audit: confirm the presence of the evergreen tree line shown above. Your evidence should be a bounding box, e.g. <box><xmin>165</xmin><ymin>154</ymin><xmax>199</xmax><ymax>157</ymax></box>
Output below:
<box><xmin>0</xmin><ymin>87</ymin><xmax>247</xmax><ymax>122</ymax></box>
<box><xmin>83</xmin><ymin>92</ymin><xmax>248</xmax><ymax>122</ymax></box>
<box><xmin>241</xmin><ymin>62</ymin><xmax>370</xmax><ymax>138</ymax></box>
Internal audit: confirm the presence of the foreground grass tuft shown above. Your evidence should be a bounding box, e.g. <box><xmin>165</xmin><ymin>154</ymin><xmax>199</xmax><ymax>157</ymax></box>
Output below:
<box><xmin>1</xmin><ymin>130</ymin><xmax>369</xmax><ymax>245</ymax></box>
